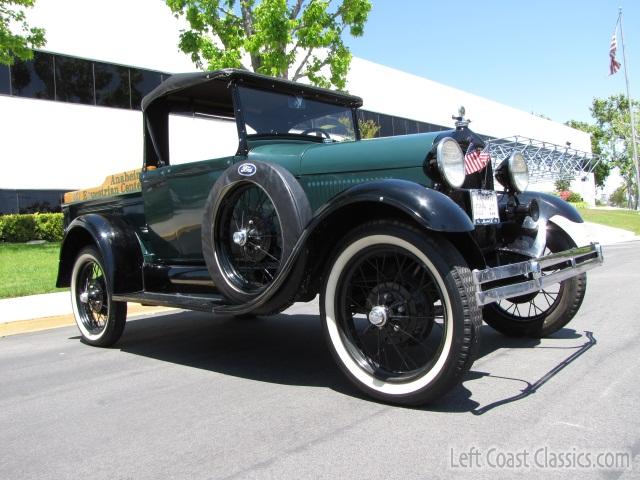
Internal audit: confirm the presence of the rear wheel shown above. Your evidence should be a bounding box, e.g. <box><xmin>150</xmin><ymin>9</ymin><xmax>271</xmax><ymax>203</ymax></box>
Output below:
<box><xmin>321</xmin><ymin>221</ymin><xmax>481</xmax><ymax>406</ymax></box>
<box><xmin>70</xmin><ymin>246</ymin><xmax>127</xmax><ymax>347</ymax></box>
<box><xmin>482</xmin><ymin>226</ymin><xmax>587</xmax><ymax>338</ymax></box>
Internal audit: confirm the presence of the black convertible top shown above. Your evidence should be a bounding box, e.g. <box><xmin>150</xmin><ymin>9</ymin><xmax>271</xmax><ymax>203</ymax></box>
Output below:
<box><xmin>141</xmin><ymin>68</ymin><xmax>363</xmax><ymax>112</ymax></box>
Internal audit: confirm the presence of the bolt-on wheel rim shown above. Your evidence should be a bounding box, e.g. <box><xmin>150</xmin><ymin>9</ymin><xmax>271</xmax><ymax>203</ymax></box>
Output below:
<box><xmin>215</xmin><ymin>182</ymin><xmax>283</xmax><ymax>293</ymax></box>
<box><xmin>495</xmin><ymin>246</ymin><xmax>565</xmax><ymax>321</ymax></box>
<box><xmin>335</xmin><ymin>245</ymin><xmax>448</xmax><ymax>383</ymax></box>
<box><xmin>74</xmin><ymin>258</ymin><xmax>109</xmax><ymax>336</ymax></box>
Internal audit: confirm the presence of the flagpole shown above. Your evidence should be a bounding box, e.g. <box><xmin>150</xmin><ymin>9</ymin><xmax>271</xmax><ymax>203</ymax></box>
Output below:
<box><xmin>618</xmin><ymin>7</ymin><xmax>640</xmax><ymax>210</ymax></box>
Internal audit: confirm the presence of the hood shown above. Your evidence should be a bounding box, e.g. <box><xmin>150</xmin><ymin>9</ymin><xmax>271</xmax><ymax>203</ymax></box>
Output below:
<box><xmin>247</xmin><ymin>132</ymin><xmax>447</xmax><ymax>176</ymax></box>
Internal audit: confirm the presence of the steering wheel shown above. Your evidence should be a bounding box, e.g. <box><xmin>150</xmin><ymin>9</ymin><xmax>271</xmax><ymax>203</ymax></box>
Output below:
<box><xmin>301</xmin><ymin>127</ymin><xmax>331</xmax><ymax>140</ymax></box>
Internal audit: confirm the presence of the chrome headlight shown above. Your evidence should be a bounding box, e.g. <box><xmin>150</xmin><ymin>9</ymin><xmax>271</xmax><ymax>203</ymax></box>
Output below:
<box><xmin>436</xmin><ymin>137</ymin><xmax>465</xmax><ymax>188</ymax></box>
<box><xmin>496</xmin><ymin>151</ymin><xmax>529</xmax><ymax>192</ymax></box>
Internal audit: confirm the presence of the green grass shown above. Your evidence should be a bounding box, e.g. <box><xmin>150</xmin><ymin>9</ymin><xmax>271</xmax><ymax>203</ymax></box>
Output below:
<box><xmin>0</xmin><ymin>242</ymin><xmax>67</xmax><ymax>299</ymax></box>
<box><xmin>577</xmin><ymin>208</ymin><xmax>640</xmax><ymax>235</ymax></box>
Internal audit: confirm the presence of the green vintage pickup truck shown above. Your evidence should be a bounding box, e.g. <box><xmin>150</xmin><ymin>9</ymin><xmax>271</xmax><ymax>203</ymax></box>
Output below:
<box><xmin>57</xmin><ymin>69</ymin><xmax>602</xmax><ymax>405</ymax></box>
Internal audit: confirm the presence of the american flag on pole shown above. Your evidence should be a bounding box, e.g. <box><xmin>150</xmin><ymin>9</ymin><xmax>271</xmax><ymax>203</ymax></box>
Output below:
<box><xmin>609</xmin><ymin>32</ymin><xmax>621</xmax><ymax>75</ymax></box>
<box><xmin>464</xmin><ymin>141</ymin><xmax>491</xmax><ymax>174</ymax></box>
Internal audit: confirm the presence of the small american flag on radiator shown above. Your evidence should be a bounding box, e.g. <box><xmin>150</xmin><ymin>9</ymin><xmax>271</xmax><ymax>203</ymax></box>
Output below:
<box><xmin>464</xmin><ymin>141</ymin><xmax>491</xmax><ymax>174</ymax></box>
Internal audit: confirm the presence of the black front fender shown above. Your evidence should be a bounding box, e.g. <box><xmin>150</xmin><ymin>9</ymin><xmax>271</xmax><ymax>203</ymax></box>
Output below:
<box><xmin>518</xmin><ymin>191</ymin><xmax>583</xmax><ymax>224</ymax></box>
<box><xmin>56</xmin><ymin>214</ymin><xmax>143</xmax><ymax>294</ymax></box>
<box><xmin>498</xmin><ymin>191</ymin><xmax>584</xmax><ymax>259</ymax></box>
<box><xmin>310</xmin><ymin>179</ymin><xmax>474</xmax><ymax>233</ymax></box>
<box><xmin>211</xmin><ymin>179</ymin><xmax>475</xmax><ymax>315</ymax></box>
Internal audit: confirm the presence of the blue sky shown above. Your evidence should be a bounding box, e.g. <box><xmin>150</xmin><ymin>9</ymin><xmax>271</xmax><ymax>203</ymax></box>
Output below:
<box><xmin>343</xmin><ymin>0</ymin><xmax>639</xmax><ymax>124</ymax></box>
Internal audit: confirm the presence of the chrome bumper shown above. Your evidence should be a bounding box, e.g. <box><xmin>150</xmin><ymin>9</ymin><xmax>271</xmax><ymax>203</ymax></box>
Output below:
<box><xmin>472</xmin><ymin>243</ymin><xmax>603</xmax><ymax>306</ymax></box>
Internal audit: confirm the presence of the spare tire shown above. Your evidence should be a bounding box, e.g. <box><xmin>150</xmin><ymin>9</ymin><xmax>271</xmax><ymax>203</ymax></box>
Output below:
<box><xmin>202</xmin><ymin>161</ymin><xmax>312</xmax><ymax>304</ymax></box>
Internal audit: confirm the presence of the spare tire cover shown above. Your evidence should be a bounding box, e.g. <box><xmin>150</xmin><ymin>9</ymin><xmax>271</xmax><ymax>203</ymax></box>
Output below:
<box><xmin>202</xmin><ymin>160</ymin><xmax>312</xmax><ymax>304</ymax></box>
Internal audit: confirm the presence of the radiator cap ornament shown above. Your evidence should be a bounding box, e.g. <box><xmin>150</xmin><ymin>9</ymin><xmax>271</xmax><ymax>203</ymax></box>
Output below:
<box><xmin>452</xmin><ymin>105</ymin><xmax>470</xmax><ymax>129</ymax></box>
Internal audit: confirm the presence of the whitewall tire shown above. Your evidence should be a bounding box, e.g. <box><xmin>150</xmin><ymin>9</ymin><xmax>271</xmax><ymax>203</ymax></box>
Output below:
<box><xmin>71</xmin><ymin>246</ymin><xmax>127</xmax><ymax>347</ymax></box>
<box><xmin>320</xmin><ymin>221</ymin><xmax>481</xmax><ymax>406</ymax></box>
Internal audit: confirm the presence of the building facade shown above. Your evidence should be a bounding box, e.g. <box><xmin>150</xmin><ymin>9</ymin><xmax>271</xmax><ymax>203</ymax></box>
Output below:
<box><xmin>0</xmin><ymin>0</ymin><xmax>593</xmax><ymax>213</ymax></box>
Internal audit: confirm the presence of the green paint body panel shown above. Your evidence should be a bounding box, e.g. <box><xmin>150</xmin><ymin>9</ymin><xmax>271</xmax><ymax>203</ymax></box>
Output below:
<box><xmin>248</xmin><ymin>132</ymin><xmax>441</xmax><ymax>212</ymax></box>
<box><xmin>141</xmin><ymin>156</ymin><xmax>235</xmax><ymax>262</ymax></box>
<box><xmin>135</xmin><ymin>133</ymin><xmax>444</xmax><ymax>264</ymax></box>
<box><xmin>115</xmin><ymin>132</ymin><xmax>446</xmax><ymax>263</ymax></box>
<box><xmin>300</xmin><ymin>133</ymin><xmax>439</xmax><ymax>175</ymax></box>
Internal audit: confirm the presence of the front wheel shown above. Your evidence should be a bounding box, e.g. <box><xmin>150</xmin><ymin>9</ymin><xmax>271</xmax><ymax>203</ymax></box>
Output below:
<box><xmin>482</xmin><ymin>225</ymin><xmax>587</xmax><ymax>338</ymax></box>
<box><xmin>320</xmin><ymin>221</ymin><xmax>481</xmax><ymax>406</ymax></box>
<box><xmin>70</xmin><ymin>246</ymin><xmax>127</xmax><ymax>347</ymax></box>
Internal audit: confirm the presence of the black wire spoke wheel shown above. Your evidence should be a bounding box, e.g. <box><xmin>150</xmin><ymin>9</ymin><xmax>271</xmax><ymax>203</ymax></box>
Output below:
<box><xmin>76</xmin><ymin>259</ymin><xmax>109</xmax><ymax>335</ymax></box>
<box><xmin>495</xmin><ymin>246</ymin><xmax>564</xmax><ymax>321</ymax></box>
<box><xmin>483</xmin><ymin>225</ymin><xmax>587</xmax><ymax>338</ymax></box>
<box><xmin>216</xmin><ymin>183</ymin><xmax>283</xmax><ymax>293</ymax></box>
<box><xmin>337</xmin><ymin>246</ymin><xmax>446</xmax><ymax>382</ymax></box>
<box><xmin>70</xmin><ymin>246</ymin><xmax>127</xmax><ymax>347</ymax></box>
<box><xmin>321</xmin><ymin>221</ymin><xmax>481</xmax><ymax>406</ymax></box>
<box><xmin>203</xmin><ymin>161</ymin><xmax>311</xmax><ymax>305</ymax></box>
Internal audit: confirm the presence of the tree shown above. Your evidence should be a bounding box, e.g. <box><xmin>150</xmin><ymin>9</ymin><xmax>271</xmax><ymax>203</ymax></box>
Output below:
<box><xmin>0</xmin><ymin>0</ymin><xmax>45</xmax><ymax>66</ymax></box>
<box><xmin>610</xmin><ymin>184</ymin><xmax>628</xmax><ymax>208</ymax></box>
<box><xmin>590</xmin><ymin>94</ymin><xmax>640</xmax><ymax>209</ymax></box>
<box><xmin>337</xmin><ymin>116</ymin><xmax>379</xmax><ymax>139</ymax></box>
<box><xmin>166</xmin><ymin>0</ymin><xmax>371</xmax><ymax>90</ymax></box>
<box><xmin>565</xmin><ymin>119</ymin><xmax>611</xmax><ymax>188</ymax></box>
<box><xmin>358</xmin><ymin>118</ymin><xmax>379</xmax><ymax>138</ymax></box>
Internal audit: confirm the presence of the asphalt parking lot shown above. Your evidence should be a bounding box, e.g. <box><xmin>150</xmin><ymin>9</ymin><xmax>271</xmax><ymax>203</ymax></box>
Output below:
<box><xmin>1</xmin><ymin>241</ymin><xmax>639</xmax><ymax>479</ymax></box>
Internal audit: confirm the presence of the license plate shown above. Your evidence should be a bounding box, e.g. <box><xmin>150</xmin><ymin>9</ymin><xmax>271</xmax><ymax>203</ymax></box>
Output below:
<box><xmin>470</xmin><ymin>190</ymin><xmax>500</xmax><ymax>225</ymax></box>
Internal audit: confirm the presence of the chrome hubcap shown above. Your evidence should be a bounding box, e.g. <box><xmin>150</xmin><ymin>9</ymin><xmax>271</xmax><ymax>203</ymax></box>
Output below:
<box><xmin>368</xmin><ymin>305</ymin><xmax>388</xmax><ymax>327</ymax></box>
<box><xmin>233</xmin><ymin>229</ymin><xmax>248</xmax><ymax>246</ymax></box>
<box><xmin>80</xmin><ymin>284</ymin><xmax>103</xmax><ymax>311</ymax></box>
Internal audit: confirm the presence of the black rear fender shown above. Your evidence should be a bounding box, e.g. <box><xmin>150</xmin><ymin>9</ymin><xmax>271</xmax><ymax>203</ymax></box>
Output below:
<box><xmin>56</xmin><ymin>214</ymin><xmax>143</xmax><ymax>293</ymax></box>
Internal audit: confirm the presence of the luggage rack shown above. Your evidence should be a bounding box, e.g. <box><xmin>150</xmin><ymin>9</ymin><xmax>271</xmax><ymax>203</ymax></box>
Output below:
<box><xmin>483</xmin><ymin>136</ymin><xmax>601</xmax><ymax>183</ymax></box>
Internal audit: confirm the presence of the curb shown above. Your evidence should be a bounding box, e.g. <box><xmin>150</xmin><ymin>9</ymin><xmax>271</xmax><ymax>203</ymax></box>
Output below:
<box><xmin>0</xmin><ymin>304</ymin><xmax>179</xmax><ymax>337</ymax></box>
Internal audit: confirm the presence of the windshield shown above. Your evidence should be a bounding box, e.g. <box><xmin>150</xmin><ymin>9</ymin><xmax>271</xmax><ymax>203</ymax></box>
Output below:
<box><xmin>237</xmin><ymin>85</ymin><xmax>356</xmax><ymax>142</ymax></box>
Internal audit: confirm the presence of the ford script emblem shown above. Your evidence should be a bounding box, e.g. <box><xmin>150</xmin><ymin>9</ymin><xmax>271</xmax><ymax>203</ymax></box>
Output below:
<box><xmin>238</xmin><ymin>163</ymin><xmax>257</xmax><ymax>176</ymax></box>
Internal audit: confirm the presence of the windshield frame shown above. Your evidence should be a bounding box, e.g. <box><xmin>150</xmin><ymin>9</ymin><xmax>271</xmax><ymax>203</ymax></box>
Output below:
<box><xmin>232</xmin><ymin>82</ymin><xmax>361</xmax><ymax>154</ymax></box>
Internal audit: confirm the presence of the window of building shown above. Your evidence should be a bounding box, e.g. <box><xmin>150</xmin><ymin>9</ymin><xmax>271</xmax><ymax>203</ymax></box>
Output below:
<box><xmin>2</xmin><ymin>50</ymin><xmax>451</xmax><ymax>140</ymax></box>
<box><xmin>0</xmin><ymin>64</ymin><xmax>10</xmax><ymax>94</ymax></box>
<box><xmin>392</xmin><ymin>116</ymin><xmax>406</xmax><ymax>136</ymax></box>
<box><xmin>405</xmin><ymin>119</ymin><xmax>418</xmax><ymax>135</ymax></box>
<box><xmin>10</xmin><ymin>51</ymin><xmax>55</xmax><ymax>100</ymax></box>
<box><xmin>54</xmin><ymin>55</ymin><xmax>94</xmax><ymax>104</ymax></box>
<box><xmin>377</xmin><ymin>113</ymin><xmax>393</xmax><ymax>137</ymax></box>
<box><xmin>94</xmin><ymin>63</ymin><xmax>131</xmax><ymax>108</ymax></box>
<box><xmin>131</xmin><ymin>70</ymin><xmax>162</xmax><ymax>109</ymax></box>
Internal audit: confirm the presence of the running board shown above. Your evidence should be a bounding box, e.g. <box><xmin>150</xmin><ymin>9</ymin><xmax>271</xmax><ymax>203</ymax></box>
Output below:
<box><xmin>112</xmin><ymin>292</ymin><xmax>229</xmax><ymax>312</ymax></box>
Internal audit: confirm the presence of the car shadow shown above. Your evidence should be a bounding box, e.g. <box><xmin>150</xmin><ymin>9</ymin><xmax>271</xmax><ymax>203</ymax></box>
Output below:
<box><xmin>106</xmin><ymin>309</ymin><xmax>594</xmax><ymax>414</ymax></box>
<box><xmin>427</xmin><ymin>326</ymin><xmax>593</xmax><ymax>414</ymax></box>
